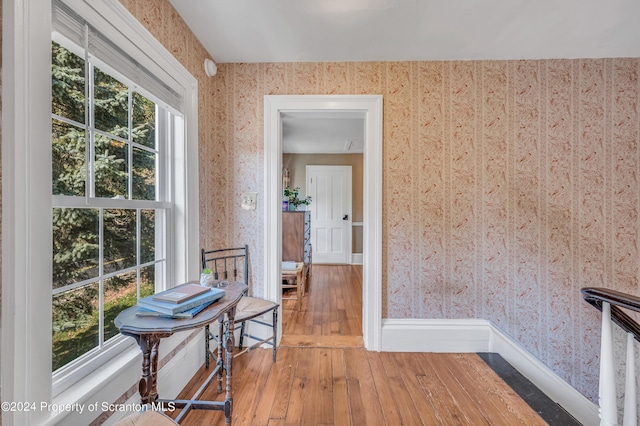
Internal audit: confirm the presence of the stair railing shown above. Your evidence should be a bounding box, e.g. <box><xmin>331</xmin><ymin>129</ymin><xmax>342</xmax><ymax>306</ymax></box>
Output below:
<box><xmin>582</xmin><ymin>287</ymin><xmax>640</xmax><ymax>426</ymax></box>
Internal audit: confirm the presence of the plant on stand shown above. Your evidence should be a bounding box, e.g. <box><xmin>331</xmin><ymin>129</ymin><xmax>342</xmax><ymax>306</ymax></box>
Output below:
<box><xmin>284</xmin><ymin>187</ymin><xmax>312</xmax><ymax>211</ymax></box>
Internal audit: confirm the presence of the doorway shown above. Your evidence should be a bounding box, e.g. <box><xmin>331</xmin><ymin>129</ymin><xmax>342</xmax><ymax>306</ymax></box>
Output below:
<box><xmin>263</xmin><ymin>95</ymin><xmax>383</xmax><ymax>351</ymax></box>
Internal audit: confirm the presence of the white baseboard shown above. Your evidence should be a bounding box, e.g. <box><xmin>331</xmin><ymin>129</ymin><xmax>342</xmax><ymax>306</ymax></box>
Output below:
<box><xmin>381</xmin><ymin>318</ymin><xmax>492</xmax><ymax>352</ymax></box>
<box><xmin>381</xmin><ymin>319</ymin><xmax>599</xmax><ymax>426</ymax></box>
<box><xmin>351</xmin><ymin>253</ymin><xmax>363</xmax><ymax>265</ymax></box>
<box><xmin>488</xmin><ymin>326</ymin><xmax>599</xmax><ymax>426</ymax></box>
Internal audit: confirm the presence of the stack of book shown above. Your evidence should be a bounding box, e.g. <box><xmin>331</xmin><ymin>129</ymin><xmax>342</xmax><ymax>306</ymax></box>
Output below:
<box><xmin>136</xmin><ymin>283</ymin><xmax>225</xmax><ymax>318</ymax></box>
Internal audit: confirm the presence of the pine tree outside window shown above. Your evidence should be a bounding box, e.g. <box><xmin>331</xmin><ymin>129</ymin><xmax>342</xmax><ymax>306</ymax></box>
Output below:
<box><xmin>51</xmin><ymin>36</ymin><xmax>172</xmax><ymax>375</ymax></box>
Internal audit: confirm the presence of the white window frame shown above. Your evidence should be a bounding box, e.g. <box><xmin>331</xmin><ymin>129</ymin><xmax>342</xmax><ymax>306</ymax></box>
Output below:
<box><xmin>50</xmin><ymin>68</ymin><xmax>173</xmax><ymax>393</ymax></box>
<box><xmin>2</xmin><ymin>0</ymin><xmax>200</xmax><ymax>424</ymax></box>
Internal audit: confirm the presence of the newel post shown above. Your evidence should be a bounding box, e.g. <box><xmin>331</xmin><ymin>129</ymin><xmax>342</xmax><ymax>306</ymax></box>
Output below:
<box><xmin>600</xmin><ymin>302</ymin><xmax>618</xmax><ymax>426</ymax></box>
<box><xmin>622</xmin><ymin>332</ymin><xmax>636</xmax><ymax>426</ymax></box>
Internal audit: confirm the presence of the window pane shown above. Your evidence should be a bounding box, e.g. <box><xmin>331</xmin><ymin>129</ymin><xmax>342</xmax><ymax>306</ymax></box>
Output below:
<box><xmin>52</xmin><ymin>282</ymin><xmax>99</xmax><ymax>372</ymax></box>
<box><xmin>140</xmin><ymin>265</ymin><xmax>155</xmax><ymax>298</ymax></box>
<box><xmin>95</xmin><ymin>134</ymin><xmax>128</xmax><ymax>198</ymax></box>
<box><xmin>104</xmin><ymin>209</ymin><xmax>136</xmax><ymax>271</ymax></box>
<box><xmin>132</xmin><ymin>92</ymin><xmax>156</xmax><ymax>149</ymax></box>
<box><xmin>50</xmin><ymin>36</ymin><xmax>171</xmax><ymax>375</ymax></box>
<box><xmin>52</xmin><ymin>42</ymin><xmax>85</xmax><ymax>124</ymax></box>
<box><xmin>103</xmin><ymin>271</ymin><xmax>138</xmax><ymax>342</ymax></box>
<box><xmin>93</xmin><ymin>67</ymin><xmax>128</xmax><ymax>138</ymax></box>
<box><xmin>52</xmin><ymin>119</ymin><xmax>86</xmax><ymax>196</ymax></box>
<box><xmin>53</xmin><ymin>208</ymin><xmax>99</xmax><ymax>289</ymax></box>
<box><xmin>133</xmin><ymin>148</ymin><xmax>156</xmax><ymax>200</ymax></box>
<box><xmin>140</xmin><ymin>209</ymin><xmax>156</xmax><ymax>264</ymax></box>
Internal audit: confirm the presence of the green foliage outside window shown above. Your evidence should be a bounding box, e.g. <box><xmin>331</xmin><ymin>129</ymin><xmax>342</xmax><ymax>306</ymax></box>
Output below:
<box><xmin>52</xmin><ymin>42</ymin><xmax>160</xmax><ymax>371</ymax></box>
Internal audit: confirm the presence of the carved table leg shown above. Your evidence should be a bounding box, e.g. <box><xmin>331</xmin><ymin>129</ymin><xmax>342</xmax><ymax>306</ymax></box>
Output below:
<box><xmin>217</xmin><ymin>315</ymin><xmax>224</xmax><ymax>394</ymax></box>
<box><xmin>205</xmin><ymin>324</ymin><xmax>211</xmax><ymax>368</ymax></box>
<box><xmin>224</xmin><ymin>307</ymin><xmax>236</xmax><ymax>425</ymax></box>
<box><xmin>137</xmin><ymin>334</ymin><xmax>161</xmax><ymax>404</ymax></box>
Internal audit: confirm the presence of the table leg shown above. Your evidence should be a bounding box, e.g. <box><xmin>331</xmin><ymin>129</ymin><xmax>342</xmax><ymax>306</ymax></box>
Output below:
<box><xmin>137</xmin><ymin>334</ymin><xmax>161</xmax><ymax>404</ymax></box>
<box><xmin>224</xmin><ymin>307</ymin><xmax>236</xmax><ymax>425</ymax></box>
<box><xmin>217</xmin><ymin>315</ymin><xmax>224</xmax><ymax>394</ymax></box>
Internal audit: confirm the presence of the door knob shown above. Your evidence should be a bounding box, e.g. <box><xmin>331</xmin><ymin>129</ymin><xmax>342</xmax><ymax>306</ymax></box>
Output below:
<box><xmin>343</xmin><ymin>215</ymin><xmax>349</xmax><ymax>220</ymax></box>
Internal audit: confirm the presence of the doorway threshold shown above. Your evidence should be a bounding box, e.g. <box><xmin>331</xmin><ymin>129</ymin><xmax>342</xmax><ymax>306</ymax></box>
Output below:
<box><xmin>280</xmin><ymin>335</ymin><xmax>364</xmax><ymax>348</ymax></box>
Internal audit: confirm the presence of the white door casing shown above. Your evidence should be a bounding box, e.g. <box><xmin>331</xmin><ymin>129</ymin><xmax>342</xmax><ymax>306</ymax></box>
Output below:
<box><xmin>307</xmin><ymin>165</ymin><xmax>352</xmax><ymax>264</ymax></box>
<box><xmin>263</xmin><ymin>94</ymin><xmax>383</xmax><ymax>351</ymax></box>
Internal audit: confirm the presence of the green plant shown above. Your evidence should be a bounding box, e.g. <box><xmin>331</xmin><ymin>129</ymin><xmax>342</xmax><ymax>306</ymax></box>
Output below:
<box><xmin>203</xmin><ymin>268</ymin><xmax>212</xmax><ymax>274</ymax></box>
<box><xmin>284</xmin><ymin>187</ymin><xmax>312</xmax><ymax>207</ymax></box>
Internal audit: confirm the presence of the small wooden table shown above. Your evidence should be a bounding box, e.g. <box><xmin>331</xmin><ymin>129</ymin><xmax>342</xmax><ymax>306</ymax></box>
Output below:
<box><xmin>115</xmin><ymin>280</ymin><xmax>247</xmax><ymax>425</ymax></box>
<box><xmin>282</xmin><ymin>262</ymin><xmax>305</xmax><ymax>310</ymax></box>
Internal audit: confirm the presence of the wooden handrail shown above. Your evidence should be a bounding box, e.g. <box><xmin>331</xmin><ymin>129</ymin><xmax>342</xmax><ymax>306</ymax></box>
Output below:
<box><xmin>582</xmin><ymin>287</ymin><xmax>640</xmax><ymax>343</ymax></box>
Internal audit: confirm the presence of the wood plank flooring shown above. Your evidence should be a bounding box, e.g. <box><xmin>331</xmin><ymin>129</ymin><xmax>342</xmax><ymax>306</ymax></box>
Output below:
<box><xmin>281</xmin><ymin>265</ymin><xmax>363</xmax><ymax>340</ymax></box>
<box><xmin>172</xmin><ymin>265</ymin><xmax>547</xmax><ymax>425</ymax></box>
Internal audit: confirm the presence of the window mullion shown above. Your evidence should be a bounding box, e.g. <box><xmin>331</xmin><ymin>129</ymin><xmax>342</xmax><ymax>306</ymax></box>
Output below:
<box><xmin>98</xmin><ymin>207</ymin><xmax>105</xmax><ymax>348</ymax></box>
<box><xmin>156</xmin><ymin>108</ymin><xmax>168</xmax><ymax>292</ymax></box>
<box><xmin>52</xmin><ymin>113</ymin><xmax>84</xmax><ymax>130</ymax></box>
<box><xmin>128</xmin><ymin>87</ymin><xmax>133</xmax><ymax>200</ymax></box>
<box><xmin>158</xmin><ymin>106</ymin><xmax>168</xmax><ymax>202</ymax></box>
<box><xmin>84</xmin><ymin>23</ymin><xmax>93</xmax><ymax>200</ymax></box>
<box><xmin>136</xmin><ymin>208</ymin><xmax>141</xmax><ymax>298</ymax></box>
<box><xmin>88</xmin><ymin>62</ymin><xmax>96</xmax><ymax>199</ymax></box>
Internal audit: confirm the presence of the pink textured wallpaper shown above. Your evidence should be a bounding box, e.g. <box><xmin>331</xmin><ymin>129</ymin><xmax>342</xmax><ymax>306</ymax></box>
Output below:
<box><xmin>212</xmin><ymin>59</ymin><xmax>640</xmax><ymax>402</ymax></box>
<box><xmin>124</xmin><ymin>0</ymin><xmax>640</xmax><ymax>404</ymax></box>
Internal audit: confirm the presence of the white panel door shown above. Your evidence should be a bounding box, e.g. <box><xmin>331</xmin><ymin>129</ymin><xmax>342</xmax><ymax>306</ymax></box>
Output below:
<box><xmin>307</xmin><ymin>165</ymin><xmax>352</xmax><ymax>264</ymax></box>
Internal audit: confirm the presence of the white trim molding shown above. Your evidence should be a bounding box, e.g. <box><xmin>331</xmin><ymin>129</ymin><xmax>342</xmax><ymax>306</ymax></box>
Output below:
<box><xmin>381</xmin><ymin>319</ymin><xmax>492</xmax><ymax>352</ymax></box>
<box><xmin>381</xmin><ymin>319</ymin><xmax>599</xmax><ymax>426</ymax></box>
<box><xmin>264</xmin><ymin>95</ymin><xmax>383</xmax><ymax>350</ymax></box>
<box><xmin>2</xmin><ymin>0</ymin><xmax>54</xmax><ymax>424</ymax></box>
<box><xmin>2</xmin><ymin>0</ymin><xmax>200</xmax><ymax>424</ymax></box>
<box><xmin>488</xmin><ymin>326</ymin><xmax>600</xmax><ymax>426</ymax></box>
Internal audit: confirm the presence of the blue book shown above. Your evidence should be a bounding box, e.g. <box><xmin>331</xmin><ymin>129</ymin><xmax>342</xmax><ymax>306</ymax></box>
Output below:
<box><xmin>137</xmin><ymin>287</ymin><xmax>225</xmax><ymax>316</ymax></box>
<box><xmin>136</xmin><ymin>299</ymin><xmax>217</xmax><ymax>318</ymax></box>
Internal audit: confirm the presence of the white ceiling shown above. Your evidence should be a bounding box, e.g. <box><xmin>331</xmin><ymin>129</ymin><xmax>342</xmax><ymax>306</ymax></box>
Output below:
<box><xmin>282</xmin><ymin>111</ymin><xmax>365</xmax><ymax>154</ymax></box>
<box><xmin>168</xmin><ymin>0</ymin><xmax>640</xmax><ymax>154</ymax></box>
<box><xmin>168</xmin><ymin>0</ymin><xmax>640</xmax><ymax>64</ymax></box>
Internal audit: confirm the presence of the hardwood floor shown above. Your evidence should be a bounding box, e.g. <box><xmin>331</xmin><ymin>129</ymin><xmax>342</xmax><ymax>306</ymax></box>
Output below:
<box><xmin>281</xmin><ymin>265</ymin><xmax>363</xmax><ymax>346</ymax></box>
<box><xmin>172</xmin><ymin>265</ymin><xmax>547</xmax><ymax>425</ymax></box>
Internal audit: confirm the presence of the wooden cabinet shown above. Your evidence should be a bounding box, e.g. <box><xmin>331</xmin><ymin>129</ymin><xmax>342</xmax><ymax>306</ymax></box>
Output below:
<box><xmin>282</xmin><ymin>211</ymin><xmax>311</xmax><ymax>278</ymax></box>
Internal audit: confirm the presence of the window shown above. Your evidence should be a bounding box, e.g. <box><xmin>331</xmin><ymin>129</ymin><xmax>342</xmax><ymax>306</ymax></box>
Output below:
<box><xmin>51</xmin><ymin>40</ymin><xmax>172</xmax><ymax>372</ymax></box>
<box><xmin>4</xmin><ymin>0</ymin><xmax>198</xmax><ymax>422</ymax></box>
